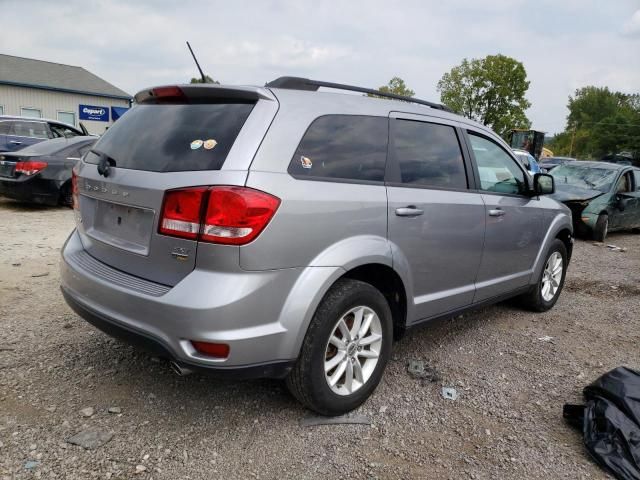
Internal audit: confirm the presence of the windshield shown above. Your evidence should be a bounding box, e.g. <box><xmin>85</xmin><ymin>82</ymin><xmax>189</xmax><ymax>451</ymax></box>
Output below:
<box><xmin>551</xmin><ymin>164</ymin><xmax>618</xmax><ymax>192</ymax></box>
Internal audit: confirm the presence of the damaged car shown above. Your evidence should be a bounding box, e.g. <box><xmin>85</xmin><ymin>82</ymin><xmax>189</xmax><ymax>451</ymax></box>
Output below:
<box><xmin>551</xmin><ymin>161</ymin><xmax>640</xmax><ymax>241</ymax></box>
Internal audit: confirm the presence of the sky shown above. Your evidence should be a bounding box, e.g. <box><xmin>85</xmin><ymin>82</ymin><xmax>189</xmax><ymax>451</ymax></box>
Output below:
<box><xmin>2</xmin><ymin>0</ymin><xmax>639</xmax><ymax>134</ymax></box>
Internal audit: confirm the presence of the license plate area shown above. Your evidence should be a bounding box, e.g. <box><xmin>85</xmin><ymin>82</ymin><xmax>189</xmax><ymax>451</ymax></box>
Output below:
<box><xmin>87</xmin><ymin>199</ymin><xmax>155</xmax><ymax>256</ymax></box>
<box><xmin>0</xmin><ymin>162</ymin><xmax>15</xmax><ymax>178</ymax></box>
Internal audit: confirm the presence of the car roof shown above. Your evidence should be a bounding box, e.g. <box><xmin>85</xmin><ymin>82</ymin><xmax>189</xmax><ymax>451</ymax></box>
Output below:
<box><xmin>139</xmin><ymin>82</ymin><xmax>493</xmax><ymax>134</ymax></box>
<box><xmin>0</xmin><ymin>115</ymin><xmax>80</xmax><ymax>130</ymax></box>
<box><xmin>267</xmin><ymin>87</ymin><xmax>493</xmax><ymax>132</ymax></box>
<box><xmin>556</xmin><ymin>160</ymin><xmax>628</xmax><ymax>170</ymax></box>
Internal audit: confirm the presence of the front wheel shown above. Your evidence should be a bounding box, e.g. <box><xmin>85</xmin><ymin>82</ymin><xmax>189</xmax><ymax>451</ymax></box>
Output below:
<box><xmin>518</xmin><ymin>238</ymin><xmax>567</xmax><ymax>312</ymax></box>
<box><xmin>593</xmin><ymin>213</ymin><xmax>608</xmax><ymax>242</ymax></box>
<box><xmin>286</xmin><ymin>279</ymin><xmax>393</xmax><ymax>416</ymax></box>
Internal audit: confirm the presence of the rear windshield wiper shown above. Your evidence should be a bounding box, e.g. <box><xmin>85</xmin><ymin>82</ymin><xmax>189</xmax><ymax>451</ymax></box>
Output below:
<box><xmin>90</xmin><ymin>149</ymin><xmax>117</xmax><ymax>178</ymax></box>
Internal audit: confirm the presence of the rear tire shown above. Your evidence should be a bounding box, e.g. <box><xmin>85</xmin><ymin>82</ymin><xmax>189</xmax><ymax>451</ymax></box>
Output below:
<box><xmin>593</xmin><ymin>213</ymin><xmax>608</xmax><ymax>242</ymax></box>
<box><xmin>518</xmin><ymin>239</ymin><xmax>567</xmax><ymax>312</ymax></box>
<box><xmin>59</xmin><ymin>181</ymin><xmax>73</xmax><ymax>208</ymax></box>
<box><xmin>286</xmin><ymin>279</ymin><xmax>392</xmax><ymax>416</ymax></box>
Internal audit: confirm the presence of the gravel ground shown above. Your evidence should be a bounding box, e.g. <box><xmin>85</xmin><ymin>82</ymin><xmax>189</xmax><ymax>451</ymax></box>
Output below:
<box><xmin>1</xmin><ymin>196</ymin><xmax>639</xmax><ymax>479</ymax></box>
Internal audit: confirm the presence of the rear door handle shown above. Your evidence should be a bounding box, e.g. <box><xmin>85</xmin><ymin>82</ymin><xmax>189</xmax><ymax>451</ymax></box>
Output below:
<box><xmin>488</xmin><ymin>208</ymin><xmax>505</xmax><ymax>217</ymax></box>
<box><xmin>395</xmin><ymin>206</ymin><xmax>424</xmax><ymax>217</ymax></box>
<box><xmin>9</xmin><ymin>141</ymin><xmax>22</xmax><ymax>145</ymax></box>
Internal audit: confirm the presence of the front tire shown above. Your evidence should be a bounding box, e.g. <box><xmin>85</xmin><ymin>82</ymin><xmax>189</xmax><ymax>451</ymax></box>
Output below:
<box><xmin>593</xmin><ymin>213</ymin><xmax>608</xmax><ymax>242</ymax></box>
<box><xmin>286</xmin><ymin>279</ymin><xmax>393</xmax><ymax>416</ymax></box>
<box><xmin>518</xmin><ymin>238</ymin><xmax>567</xmax><ymax>312</ymax></box>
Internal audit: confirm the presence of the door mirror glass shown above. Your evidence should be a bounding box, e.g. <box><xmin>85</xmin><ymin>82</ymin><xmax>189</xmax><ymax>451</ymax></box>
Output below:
<box><xmin>534</xmin><ymin>173</ymin><xmax>554</xmax><ymax>195</ymax></box>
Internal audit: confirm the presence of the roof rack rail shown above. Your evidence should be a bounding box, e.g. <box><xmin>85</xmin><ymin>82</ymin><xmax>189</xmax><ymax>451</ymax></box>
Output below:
<box><xmin>265</xmin><ymin>76</ymin><xmax>452</xmax><ymax>112</ymax></box>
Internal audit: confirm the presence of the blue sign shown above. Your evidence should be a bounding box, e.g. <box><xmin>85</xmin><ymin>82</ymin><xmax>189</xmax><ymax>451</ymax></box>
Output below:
<box><xmin>79</xmin><ymin>104</ymin><xmax>109</xmax><ymax>122</ymax></box>
<box><xmin>111</xmin><ymin>106</ymin><xmax>129</xmax><ymax>121</ymax></box>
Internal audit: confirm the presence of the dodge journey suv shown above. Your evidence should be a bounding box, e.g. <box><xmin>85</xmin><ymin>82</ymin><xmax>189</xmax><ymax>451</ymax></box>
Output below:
<box><xmin>60</xmin><ymin>77</ymin><xmax>573</xmax><ymax>415</ymax></box>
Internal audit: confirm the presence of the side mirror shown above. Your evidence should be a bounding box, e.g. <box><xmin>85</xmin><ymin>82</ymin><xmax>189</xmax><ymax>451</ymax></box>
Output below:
<box><xmin>533</xmin><ymin>173</ymin><xmax>554</xmax><ymax>195</ymax></box>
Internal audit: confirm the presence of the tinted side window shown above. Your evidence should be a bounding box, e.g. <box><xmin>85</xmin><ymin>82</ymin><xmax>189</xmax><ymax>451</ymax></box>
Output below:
<box><xmin>468</xmin><ymin>133</ymin><xmax>526</xmax><ymax>195</ymax></box>
<box><xmin>289</xmin><ymin>115</ymin><xmax>388</xmax><ymax>182</ymax></box>
<box><xmin>391</xmin><ymin>120</ymin><xmax>467</xmax><ymax>189</ymax></box>
<box><xmin>11</xmin><ymin>121</ymin><xmax>49</xmax><ymax>139</ymax></box>
<box><xmin>0</xmin><ymin>122</ymin><xmax>9</xmax><ymax>135</ymax></box>
<box><xmin>51</xmin><ymin>124</ymin><xmax>79</xmax><ymax>138</ymax></box>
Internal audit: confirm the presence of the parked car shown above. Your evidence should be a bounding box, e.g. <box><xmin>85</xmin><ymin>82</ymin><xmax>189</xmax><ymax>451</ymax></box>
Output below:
<box><xmin>512</xmin><ymin>148</ymin><xmax>542</xmax><ymax>173</ymax></box>
<box><xmin>0</xmin><ymin>115</ymin><xmax>88</xmax><ymax>153</ymax></box>
<box><xmin>539</xmin><ymin>156</ymin><xmax>576</xmax><ymax>171</ymax></box>
<box><xmin>550</xmin><ymin>161</ymin><xmax>640</xmax><ymax>241</ymax></box>
<box><xmin>60</xmin><ymin>78</ymin><xmax>572</xmax><ymax>415</ymax></box>
<box><xmin>0</xmin><ymin>136</ymin><xmax>96</xmax><ymax>206</ymax></box>
<box><xmin>601</xmin><ymin>153</ymin><xmax>640</xmax><ymax>168</ymax></box>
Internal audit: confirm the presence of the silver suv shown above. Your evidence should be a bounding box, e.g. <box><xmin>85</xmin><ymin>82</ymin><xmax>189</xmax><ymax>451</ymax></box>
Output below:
<box><xmin>60</xmin><ymin>77</ymin><xmax>573</xmax><ymax>415</ymax></box>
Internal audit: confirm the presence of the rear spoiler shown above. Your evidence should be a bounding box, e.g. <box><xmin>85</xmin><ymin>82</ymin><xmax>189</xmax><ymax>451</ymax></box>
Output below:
<box><xmin>134</xmin><ymin>84</ymin><xmax>275</xmax><ymax>105</ymax></box>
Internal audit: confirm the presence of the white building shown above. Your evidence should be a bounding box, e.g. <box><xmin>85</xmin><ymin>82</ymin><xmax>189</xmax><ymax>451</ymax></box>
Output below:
<box><xmin>0</xmin><ymin>54</ymin><xmax>131</xmax><ymax>134</ymax></box>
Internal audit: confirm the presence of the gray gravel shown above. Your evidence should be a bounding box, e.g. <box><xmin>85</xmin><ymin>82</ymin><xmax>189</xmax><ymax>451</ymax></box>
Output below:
<box><xmin>1</xmin><ymin>196</ymin><xmax>639</xmax><ymax>479</ymax></box>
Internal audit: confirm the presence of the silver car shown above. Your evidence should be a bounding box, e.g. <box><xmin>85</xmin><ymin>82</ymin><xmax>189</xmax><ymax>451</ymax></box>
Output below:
<box><xmin>60</xmin><ymin>77</ymin><xmax>573</xmax><ymax>415</ymax></box>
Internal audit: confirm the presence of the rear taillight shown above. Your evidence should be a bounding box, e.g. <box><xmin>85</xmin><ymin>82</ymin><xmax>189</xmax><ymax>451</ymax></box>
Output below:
<box><xmin>201</xmin><ymin>187</ymin><xmax>281</xmax><ymax>245</ymax></box>
<box><xmin>71</xmin><ymin>169</ymin><xmax>79</xmax><ymax>210</ymax></box>
<box><xmin>159</xmin><ymin>187</ymin><xmax>208</xmax><ymax>240</ymax></box>
<box><xmin>158</xmin><ymin>186</ymin><xmax>280</xmax><ymax>245</ymax></box>
<box><xmin>15</xmin><ymin>161</ymin><xmax>47</xmax><ymax>176</ymax></box>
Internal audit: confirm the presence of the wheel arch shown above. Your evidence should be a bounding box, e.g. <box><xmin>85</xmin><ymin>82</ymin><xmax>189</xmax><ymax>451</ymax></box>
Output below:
<box><xmin>341</xmin><ymin>263</ymin><xmax>408</xmax><ymax>340</ymax></box>
<box><xmin>555</xmin><ymin>228</ymin><xmax>573</xmax><ymax>262</ymax></box>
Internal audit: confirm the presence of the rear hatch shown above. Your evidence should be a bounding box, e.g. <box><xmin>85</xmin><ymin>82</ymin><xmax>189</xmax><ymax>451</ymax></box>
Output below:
<box><xmin>74</xmin><ymin>84</ymin><xmax>278</xmax><ymax>286</ymax></box>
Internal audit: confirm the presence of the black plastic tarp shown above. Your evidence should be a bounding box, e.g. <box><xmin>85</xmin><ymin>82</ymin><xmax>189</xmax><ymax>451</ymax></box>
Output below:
<box><xmin>564</xmin><ymin>367</ymin><xmax>640</xmax><ymax>480</ymax></box>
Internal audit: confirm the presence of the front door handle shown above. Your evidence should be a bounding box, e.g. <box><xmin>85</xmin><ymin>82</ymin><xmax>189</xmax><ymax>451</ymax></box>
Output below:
<box><xmin>395</xmin><ymin>206</ymin><xmax>424</xmax><ymax>217</ymax></box>
<box><xmin>9</xmin><ymin>141</ymin><xmax>22</xmax><ymax>145</ymax></box>
<box><xmin>488</xmin><ymin>208</ymin><xmax>505</xmax><ymax>217</ymax></box>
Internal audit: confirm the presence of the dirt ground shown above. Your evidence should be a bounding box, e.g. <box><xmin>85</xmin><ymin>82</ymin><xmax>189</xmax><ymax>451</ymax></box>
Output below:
<box><xmin>1</xmin><ymin>196</ymin><xmax>639</xmax><ymax>479</ymax></box>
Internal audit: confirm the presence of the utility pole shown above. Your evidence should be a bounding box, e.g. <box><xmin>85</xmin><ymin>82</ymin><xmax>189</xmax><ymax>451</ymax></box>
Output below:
<box><xmin>569</xmin><ymin>126</ymin><xmax>576</xmax><ymax>157</ymax></box>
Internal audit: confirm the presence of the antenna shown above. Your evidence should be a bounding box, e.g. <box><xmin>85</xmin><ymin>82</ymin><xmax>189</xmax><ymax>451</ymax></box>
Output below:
<box><xmin>186</xmin><ymin>41</ymin><xmax>207</xmax><ymax>83</ymax></box>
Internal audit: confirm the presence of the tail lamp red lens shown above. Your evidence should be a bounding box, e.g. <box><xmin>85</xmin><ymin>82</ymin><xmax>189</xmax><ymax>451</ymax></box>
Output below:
<box><xmin>15</xmin><ymin>161</ymin><xmax>47</xmax><ymax>176</ymax></box>
<box><xmin>158</xmin><ymin>186</ymin><xmax>280</xmax><ymax>245</ymax></box>
<box><xmin>191</xmin><ymin>341</ymin><xmax>230</xmax><ymax>359</ymax></box>
<box><xmin>151</xmin><ymin>86</ymin><xmax>187</xmax><ymax>103</ymax></box>
<box><xmin>159</xmin><ymin>187</ymin><xmax>207</xmax><ymax>240</ymax></box>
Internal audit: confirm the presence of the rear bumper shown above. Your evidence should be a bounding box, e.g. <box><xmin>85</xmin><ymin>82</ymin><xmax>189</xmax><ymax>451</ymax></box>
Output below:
<box><xmin>0</xmin><ymin>176</ymin><xmax>61</xmax><ymax>205</ymax></box>
<box><xmin>59</xmin><ymin>229</ymin><xmax>310</xmax><ymax>378</ymax></box>
<box><xmin>61</xmin><ymin>287</ymin><xmax>294</xmax><ymax>379</ymax></box>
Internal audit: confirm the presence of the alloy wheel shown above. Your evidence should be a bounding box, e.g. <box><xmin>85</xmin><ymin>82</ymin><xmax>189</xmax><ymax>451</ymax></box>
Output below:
<box><xmin>324</xmin><ymin>306</ymin><xmax>383</xmax><ymax>396</ymax></box>
<box><xmin>541</xmin><ymin>252</ymin><xmax>563</xmax><ymax>302</ymax></box>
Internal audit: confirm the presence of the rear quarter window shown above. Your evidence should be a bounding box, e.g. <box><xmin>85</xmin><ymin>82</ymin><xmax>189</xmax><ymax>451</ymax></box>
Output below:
<box><xmin>288</xmin><ymin>115</ymin><xmax>388</xmax><ymax>182</ymax></box>
<box><xmin>84</xmin><ymin>103</ymin><xmax>254</xmax><ymax>172</ymax></box>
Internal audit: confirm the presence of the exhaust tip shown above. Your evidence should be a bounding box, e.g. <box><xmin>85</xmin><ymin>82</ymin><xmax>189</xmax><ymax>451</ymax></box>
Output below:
<box><xmin>169</xmin><ymin>361</ymin><xmax>193</xmax><ymax>377</ymax></box>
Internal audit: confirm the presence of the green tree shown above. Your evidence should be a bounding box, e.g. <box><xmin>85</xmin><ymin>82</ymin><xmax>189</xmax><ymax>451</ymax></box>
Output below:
<box><xmin>368</xmin><ymin>77</ymin><xmax>415</xmax><ymax>99</ymax></box>
<box><xmin>190</xmin><ymin>75</ymin><xmax>219</xmax><ymax>84</ymax></box>
<box><xmin>549</xmin><ymin>87</ymin><xmax>640</xmax><ymax>159</ymax></box>
<box><xmin>437</xmin><ymin>54</ymin><xmax>531</xmax><ymax>138</ymax></box>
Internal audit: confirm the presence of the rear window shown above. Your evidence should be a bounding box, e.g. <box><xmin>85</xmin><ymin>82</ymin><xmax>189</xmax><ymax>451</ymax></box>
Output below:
<box><xmin>391</xmin><ymin>120</ymin><xmax>467</xmax><ymax>189</ymax></box>
<box><xmin>288</xmin><ymin>115</ymin><xmax>388</xmax><ymax>182</ymax></box>
<box><xmin>85</xmin><ymin>103</ymin><xmax>254</xmax><ymax>172</ymax></box>
<box><xmin>12</xmin><ymin>121</ymin><xmax>49</xmax><ymax>139</ymax></box>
